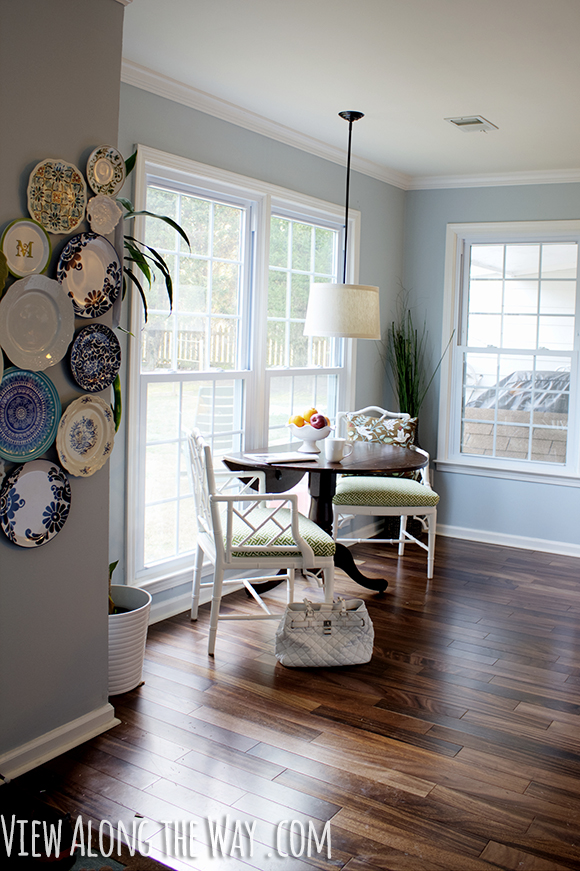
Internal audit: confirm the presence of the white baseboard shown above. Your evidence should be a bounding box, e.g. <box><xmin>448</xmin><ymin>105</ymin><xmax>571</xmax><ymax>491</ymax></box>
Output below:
<box><xmin>0</xmin><ymin>704</ymin><xmax>120</xmax><ymax>783</ymax></box>
<box><xmin>437</xmin><ymin>523</ymin><xmax>580</xmax><ymax>559</ymax></box>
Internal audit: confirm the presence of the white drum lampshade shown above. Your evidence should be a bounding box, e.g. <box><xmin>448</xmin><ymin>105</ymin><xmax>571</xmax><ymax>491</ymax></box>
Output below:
<box><xmin>304</xmin><ymin>282</ymin><xmax>380</xmax><ymax>339</ymax></box>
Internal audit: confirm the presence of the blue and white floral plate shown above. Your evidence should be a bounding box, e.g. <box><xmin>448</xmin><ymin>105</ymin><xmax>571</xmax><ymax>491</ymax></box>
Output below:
<box><xmin>69</xmin><ymin>323</ymin><xmax>121</xmax><ymax>392</ymax></box>
<box><xmin>56</xmin><ymin>232</ymin><xmax>122</xmax><ymax>318</ymax></box>
<box><xmin>27</xmin><ymin>158</ymin><xmax>87</xmax><ymax>235</ymax></box>
<box><xmin>56</xmin><ymin>394</ymin><xmax>115</xmax><ymax>477</ymax></box>
<box><xmin>0</xmin><ymin>367</ymin><xmax>61</xmax><ymax>462</ymax></box>
<box><xmin>0</xmin><ymin>460</ymin><xmax>71</xmax><ymax>547</ymax></box>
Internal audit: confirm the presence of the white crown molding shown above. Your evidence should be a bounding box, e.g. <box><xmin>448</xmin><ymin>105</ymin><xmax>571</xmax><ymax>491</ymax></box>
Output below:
<box><xmin>121</xmin><ymin>59</ymin><xmax>580</xmax><ymax>192</ymax></box>
<box><xmin>409</xmin><ymin>167</ymin><xmax>580</xmax><ymax>190</ymax></box>
<box><xmin>114</xmin><ymin>0</ymin><xmax>133</xmax><ymax>6</ymax></box>
<box><xmin>120</xmin><ymin>59</ymin><xmax>411</xmax><ymax>189</ymax></box>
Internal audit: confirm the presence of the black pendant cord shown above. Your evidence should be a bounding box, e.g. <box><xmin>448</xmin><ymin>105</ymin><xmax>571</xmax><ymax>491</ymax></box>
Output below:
<box><xmin>338</xmin><ymin>111</ymin><xmax>364</xmax><ymax>284</ymax></box>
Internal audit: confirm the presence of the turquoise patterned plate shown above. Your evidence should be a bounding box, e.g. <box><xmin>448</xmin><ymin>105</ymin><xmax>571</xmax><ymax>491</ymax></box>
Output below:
<box><xmin>0</xmin><ymin>367</ymin><xmax>61</xmax><ymax>462</ymax></box>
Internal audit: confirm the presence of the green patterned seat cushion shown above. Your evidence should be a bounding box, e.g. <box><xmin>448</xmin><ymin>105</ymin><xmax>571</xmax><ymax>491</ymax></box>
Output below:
<box><xmin>228</xmin><ymin>507</ymin><xmax>335</xmax><ymax>557</ymax></box>
<box><xmin>333</xmin><ymin>475</ymin><xmax>439</xmax><ymax>508</ymax></box>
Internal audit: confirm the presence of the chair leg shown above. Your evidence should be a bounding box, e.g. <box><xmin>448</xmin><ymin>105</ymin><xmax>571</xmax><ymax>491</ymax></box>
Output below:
<box><xmin>208</xmin><ymin>566</ymin><xmax>225</xmax><ymax>656</ymax></box>
<box><xmin>287</xmin><ymin>567</ymin><xmax>295</xmax><ymax>604</ymax></box>
<box><xmin>190</xmin><ymin>545</ymin><xmax>204</xmax><ymax>621</ymax></box>
<box><xmin>332</xmin><ymin>511</ymin><xmax>340</xmax><ymax>539</ymax></box>
<box><xmin>427</xmin><ymin>512</ymin><xmax>436</xmax><ymax>579</ymax></box>
<box><xmin>398</xmin><ymin>515</ymin><xmax>407</xmax><ymax>555</ymax></box>
<box><xmin>323</xmin><ymin>565</ymin><xmax>334</xmax><ymax>603</ymax></box>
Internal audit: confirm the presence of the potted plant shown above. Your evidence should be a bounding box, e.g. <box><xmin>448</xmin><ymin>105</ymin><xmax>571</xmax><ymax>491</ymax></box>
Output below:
<box><xmin>108</xmin><ymin>560</ymin><xmax>152</xmax><ymax>696</ymax></box>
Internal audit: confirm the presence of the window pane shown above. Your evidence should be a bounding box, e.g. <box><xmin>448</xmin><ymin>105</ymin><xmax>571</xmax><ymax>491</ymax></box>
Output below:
<box><xmin>467</xmin><ymin>314</ymin><xmax>501</xmax><ymax>347</ymax></box>
<box><xmin>146</xmin><ymin>442</ymin><xmax>178</xmax><ymax>502</ymax></box>
<box><xmin>176</xmin><ymin>315</ymin><xmax>205</xmax><ymax>370</ymax></box>
<box><xmin>503</xmin><ymin>281</ymin><xmax>538</xmax><ymax>314</ymax></box>
<box><xmin>290</xmin><ymin>272</ymin><xmax>309</xmax><ymax>319</ymax></box>
<box><xmin>315</xmin><ymin>227</ymin><xmax>335</xmax><ymax>276</ymax></box>
<box><xmin>181</xmin><ymin>195</ymin><xmax>210</xmax><ymax>256</ymax></box>
<box><xmin>179</xmin><ymin>258</ymin><xmax>208</xmax><ymax>312</ymax></box>
<box><xmin>211</xmin><ymin>262</ymin><xmax>239</xmax><ymax>317</ymax></box>
<box><xmin>468</xmin><ymin>280</ymin><xmax>502</xmax><ymax>313</ymax></box>
<box><xmin>539</xmin><ymin>281</ymin><xmax>576</xmax><ymax>315</ymax></box>
<box><xmin>146</xmin><ymin>188</ymin><xmax>178</xmax><ymax>249</ymax></box>
<box><xmin>538</xmin><ymin>317</ymin><xmax>575</xmax><ymax>350</ymax></box>
<box><xmin>470</xmin><ymin>245</ymin><xmax>504</xmax><ymax>278</ymax></box>
<box><xmin>268</xmin><ymin>270</ymin><xmax>287</xmax><ymax>318</ymax></box>
<box><xmin>541</xmin><ymin>244</ymin><xmax>578</xmax><ymax>279</ymax></box>
<box><xmin>213</xmin><ymin>203</ymin><xmax>241</xmax><ymax>260</ymax></box>
<box><xmin>270</xmin><ymin>217</ymin><xmax>289</xmax><ymax>269</ymax></box>
<box><xmin>291</xmin><ymin>223</ymin><xmax>312</xmax><ymax>271</ymax></box>
<box><xmin>289</xmin><ymin>321</ymin><xmax>308</xmax><ymax>367</ymax></box>
<box><xmin>142</xmin><ymin>314</ymin><xmax>173</xmax><ymax>371</ymax></box>
<box><xmin>531</xmin><ymin>425</ymin><xmax>567</xmax><ymax>463</ymax></box>
<box><xmin>147</xmin><ymin>382</ymin><xmax>179</xmax><ymax>440</ymax></box>
<box><xmin>144</xmin><ymin>502</ymin><xmax>176</xmax><ymax>565</ymax></box>
<box><xmin>502</xmin><ymin>315</ymin><xmax>537</xmax><ymax>349</ymax></box>
<box><xmin>505</xmin><ymin>245</ymin><xmax>540</xmax><ymax>278</ymax></box>
<box><xmin>267</xmin><ymin>320</ymin><xmax>286</xmax><ymax>367</ymax></box>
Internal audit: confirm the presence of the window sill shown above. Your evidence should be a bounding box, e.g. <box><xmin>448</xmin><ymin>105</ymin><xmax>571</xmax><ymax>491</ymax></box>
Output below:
<box><xmin>435</xmin><ymin>458</ymin><xmax>580</xmax><ymax>488</ymax></box>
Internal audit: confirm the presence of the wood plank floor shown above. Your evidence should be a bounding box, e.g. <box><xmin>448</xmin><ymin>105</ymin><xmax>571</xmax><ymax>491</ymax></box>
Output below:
<box><xmin>14</xmin><ymin>537</ymin><xmax>580</xmax><ymax>870</ymax></box>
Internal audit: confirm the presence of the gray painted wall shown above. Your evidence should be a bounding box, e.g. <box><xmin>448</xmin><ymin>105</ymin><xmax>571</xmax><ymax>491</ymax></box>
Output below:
<box><xmin>0</xmin><ymin>0</ymin><xmax>124</xmax><ymax>757</ymax></box>
<box><xmin>404</xmin><ymin>183</ymin><xmax>580</xmax><ymax>546</ymax></box>
<box><xmin>113</xmin><ymin>84</ymin><xmax>405</xmax><ymax>581</ymax></box>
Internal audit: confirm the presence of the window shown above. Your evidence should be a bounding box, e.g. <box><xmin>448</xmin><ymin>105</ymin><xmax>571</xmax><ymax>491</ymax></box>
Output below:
<box><xmin>126</xmin><ymin>148</ymin><xmax>357</xmax><ymax>586</ymax></box>
<box><xmin>438</xmin><ymin>222</ymin><xmax>580</xmax><ymax>481</ymax></box>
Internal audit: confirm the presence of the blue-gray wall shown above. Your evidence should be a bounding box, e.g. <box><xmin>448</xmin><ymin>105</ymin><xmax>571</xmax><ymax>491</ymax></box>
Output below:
<box><xmin>404</xmin><ymin>183</ymin><xmax>580</xmax><ymax>550</ymax></box>
<box><xmin>0</xmin><ymin>0</ymin><xmax>124</xmax><ymax>763</ymax></box>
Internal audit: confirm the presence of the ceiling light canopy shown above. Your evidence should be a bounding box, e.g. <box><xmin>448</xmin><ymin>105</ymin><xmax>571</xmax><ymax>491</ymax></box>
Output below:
<box><xmin>304</xmin><ymin>111</ymin><xmax>380</xmax><ymax>341</ymax></box>
<box><xmin>445</xmin><ymin>115</ymin><xmax>498</xmax><ymax>133</ymax></box>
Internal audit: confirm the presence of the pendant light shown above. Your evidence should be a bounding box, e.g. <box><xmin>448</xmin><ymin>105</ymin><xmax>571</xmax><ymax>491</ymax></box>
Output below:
<box><xmin>303</xmin><ymin>111</ymin><xmax>380</xmax><ymax>340</ymax></box>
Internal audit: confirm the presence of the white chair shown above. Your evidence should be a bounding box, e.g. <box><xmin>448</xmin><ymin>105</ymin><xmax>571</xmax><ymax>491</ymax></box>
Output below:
<box><xmin>187</xmin><ymin>430</ymin><xmax>335</xmax><ymax>655</ymax></box>
<box><xmin>331</xmin><ymin>407</ymin><xmax>439</xmax><ymax>579</ymax></box>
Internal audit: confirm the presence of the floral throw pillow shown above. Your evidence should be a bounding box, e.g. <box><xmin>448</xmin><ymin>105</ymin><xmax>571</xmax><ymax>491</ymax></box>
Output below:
<box><xmin>345</xmin><ymin>413</ymin><xmax>417</xmax><ymax>447</ymax></box>
<box><xmin>344</xmin><ymin>412</ymin><xmax>419</xmax><ymax>479</ymax></box>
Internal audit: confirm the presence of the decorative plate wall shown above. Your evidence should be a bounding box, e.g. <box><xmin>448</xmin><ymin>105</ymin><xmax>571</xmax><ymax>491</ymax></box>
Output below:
<box><xmin>56</xmin><ymin>232</ymin><xmax>122</xmax><ymax>318</ymax></box>
<box><xmin>1</xmin><ymin>218</ymin><xmax>51</xmax><ymax>277</ymax></box>
<box><xmin>0</xmin><ymin>368</ymin><xmax>61</xmax><ymax>462</ymax></box>
<box><xmin>56</xmin><ymin>394</ymin><xmax>115</xmax><ymax>477</ymax></box>
<box><xmin>0</xmin><ymin>460</ymin><xmax>71</xmax><ymax>547</ymax></box>
<box><xmin>0</xmin><ymin>275</ymin><xmax>75</xmax><ymax>371</ymax></box>
<box><xmin>27</xmin><ymin>158</ymin><xmax>87</xmax><ymax>234</ymax></box>
<box><xmin>86</xmin><ymin>145</ymin><xmax>126</xmax><ymax>196</ymax></box>
<box><xmin>69</xmin><ymin>323</ymin><xmax>121</xmax><ymax>392</ymax></box>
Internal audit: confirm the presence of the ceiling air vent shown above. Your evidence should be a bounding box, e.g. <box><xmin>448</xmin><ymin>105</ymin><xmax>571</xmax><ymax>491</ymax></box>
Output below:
<box><xmin>445</xmin><ymin>115</ymin><xmax>498</xmax><ymax>133</ymax></box>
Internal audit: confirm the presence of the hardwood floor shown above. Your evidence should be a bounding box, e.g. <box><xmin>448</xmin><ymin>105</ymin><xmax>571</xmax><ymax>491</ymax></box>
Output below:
<box><xmin>14</xmin><ymin>537</ymin><xmax>580</xmax><ymax>870</ymax></box>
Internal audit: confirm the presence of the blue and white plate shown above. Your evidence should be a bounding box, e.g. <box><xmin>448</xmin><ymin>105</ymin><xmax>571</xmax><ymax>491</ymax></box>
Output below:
<box><xmin>56</xmin><ymin>394</ymin><xmax>115</xmax><ymax>477</ymax></box>
<box><xmin>69</xmin><ymin>324</ymin><xmax>121</xmax><ymax>393</ymax></box>
<box><xmin>56</xmin><ymin>232</ymin><xmax>122</xmax><ymax>318</ymax></box>
<box><xmin>0</xmin><ymin>460</ymin><xmax>71</xmax><ymax>547</ymax></box>
<box><xmin>0</xmin><ymin>367</ymin><xmax>61</xmax><ymax>462</ymax></box>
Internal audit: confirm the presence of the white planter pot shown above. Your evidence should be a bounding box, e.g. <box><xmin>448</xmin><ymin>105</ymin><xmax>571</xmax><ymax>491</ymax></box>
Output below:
<box><xmin>108</xmin><ymin>584</ymin><xmax>152</xmax><ymax>696</ymax></box>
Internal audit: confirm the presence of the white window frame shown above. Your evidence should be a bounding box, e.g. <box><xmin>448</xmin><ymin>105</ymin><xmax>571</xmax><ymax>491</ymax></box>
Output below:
<box><xmin>125</xmin><ymin>145</ymin><xmax>359</xmax><ymax>588</ymax></box>
<box><xmin>437</xmin><ymin>220</ymin><xmax>580</xmax><ymax>487</ymax></box>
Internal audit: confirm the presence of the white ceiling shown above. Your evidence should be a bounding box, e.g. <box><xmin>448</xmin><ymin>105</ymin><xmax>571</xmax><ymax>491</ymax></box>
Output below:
<box><xmin>122</xmin><ymin>0</ymin><xmax>580</xmax><ymax>188</ymax></box>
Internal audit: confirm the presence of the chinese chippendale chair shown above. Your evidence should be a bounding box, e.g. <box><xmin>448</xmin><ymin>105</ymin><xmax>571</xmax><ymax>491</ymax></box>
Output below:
<box><xmin>331</xmin><ymin>406</ymin><xmax>440</xmax><ymax>579</ymax></box>
<box><xmin>187</xmin><ymin>429</ymin><xmax>335</xmax><ymax>655</ymax></box>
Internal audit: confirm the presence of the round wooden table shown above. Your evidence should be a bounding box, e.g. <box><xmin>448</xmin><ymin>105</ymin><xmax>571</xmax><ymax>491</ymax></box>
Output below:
<box><xmin>223</xmin><ymin>441</ymin><xmax>428</xmax><ymax>592</ymax></box>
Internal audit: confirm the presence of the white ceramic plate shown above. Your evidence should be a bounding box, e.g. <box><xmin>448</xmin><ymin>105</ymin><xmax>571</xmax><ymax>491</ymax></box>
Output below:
<box><xmin>1</xmin><ymin>218</ymin><xmax>51</xmax><ymax>277</ymax></box>
<box><xmin>56</xmin><ymin>232</ymin><xmax>122</xmax><ymax>318</ymax></box>
<box><xmin>56</xmin><ymin>394</ymin><xmax>115</xmax><ymax>477</ymax></box>
<box><xmin>0</xmin><ymin>275</ymin><xmax>75</xmax><ymax>370</ymax></box>
<box><xmin>86</xmin><ymin>145</ymin><xmax>126</xmax><ymax>196</ymax></box>
<box><xmin>0</xmin><ymin>459</ymin><xmax>71</xmax><ymax>548</ymax></box>
<box><xmin>27</xmin><ymin>158</ymin><xmax>87</xmax><ymax>234</ymax></box>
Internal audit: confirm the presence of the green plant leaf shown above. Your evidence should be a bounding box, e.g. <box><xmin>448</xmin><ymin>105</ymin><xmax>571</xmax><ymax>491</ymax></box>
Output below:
<box><xmin>117</xmin><ymin>195</ymin><xmax>135</xmax><ymax>213</ymax></box>
<box><xmin>124</xmin><ymin>150</ymin><xmax>137</xmax><ymax>177</ymax></box>
<box><xmin>123</xmin><ymin>266</ymin><xmax>148</xmax><ymax>321</ymax></box>
<box><xmin>0</xmin><ymin>251</ymin><xmax>8</xmax><ymax>298</ymax></box>
<box><xmin>126</xmin><ymin>211</ymin><xmax>190</xmax><ymax>247</ymax></box>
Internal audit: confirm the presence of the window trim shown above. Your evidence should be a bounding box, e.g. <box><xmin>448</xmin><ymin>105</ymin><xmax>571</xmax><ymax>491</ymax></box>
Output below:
<box><xmin>437</xmin><ymin>220</ymin><xmax>580</xmax><ymax>485</ymax></box>
<box><xmin>125</xmin><ymin>145</ymin><xmax>360</xmax><ymax>586</ymax></box>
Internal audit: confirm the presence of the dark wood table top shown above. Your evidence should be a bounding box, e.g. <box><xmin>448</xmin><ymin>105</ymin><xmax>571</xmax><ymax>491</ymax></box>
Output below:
<box><xmin>224</xmin><ymin>440</ymin><xmax>427</xmax><ymax>476</ymax></box>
